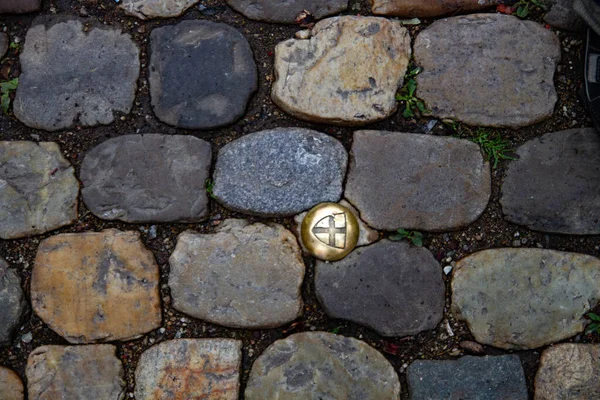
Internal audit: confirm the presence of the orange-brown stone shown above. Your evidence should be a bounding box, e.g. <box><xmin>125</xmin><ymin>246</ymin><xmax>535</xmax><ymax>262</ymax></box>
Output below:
<box><xmin>370</xmin><ymin>0</ymin><xmax>498</xmax><ymax>17</ymax></box>
<box><xmin>0</xmin><ymin>366</ymin><xmax>24</xmax><ymax>400</ymax></box>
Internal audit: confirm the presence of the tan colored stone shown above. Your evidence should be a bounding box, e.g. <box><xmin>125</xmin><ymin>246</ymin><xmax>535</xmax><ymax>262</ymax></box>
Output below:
<box><xmin>272</xmin><ymin>16</ymin><xmax>410</xmax><ymax>126</ymax></box>
<box><xmin>0</xmin><ymin>366</ymin><xmax>24</xmax><ymax>400</ymax></box>
<box><xmin>119</xmin><ymin>0</ymin><xmax>199</xmax><ymax>19</ymax></box>
<box><xmin>31</xmin><ymin>230</ymin><xmax>161</xmax><ymax>343</ymax></box>
<box><xmin>371</xmin><ymin>0</ymin><xmax>498</xmax><ymax>17</ymax></box>
<box><xmin>135</xmin><ymin>339</ymin><xmax>242</xmax><ymax>400</ymax></box>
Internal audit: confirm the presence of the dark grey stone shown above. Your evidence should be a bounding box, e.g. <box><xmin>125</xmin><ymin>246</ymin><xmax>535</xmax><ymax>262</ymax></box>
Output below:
<box><xmin>545</xmin><ymin>0</ymin><xmax>586</xmax><ymax>31</ymax></box>
<box><xmin>316</xmin><ymin>240</ymin><xmax>445</xmax><ymax>337</ymax></box>
<box><xmin>407</xmin><ymin>356</ymin><xmax>528</xmax><ymax>400</ymax></box>
<box><xmin>14</xmin><ymin>17</ymin><xmax>139</xmax><ymax>131</ymax></box>
<box><xmin>0</xmin><ymin>0</ymin><xmax>41</xmax><ymax>13</ymax></box>
<box><xmin>0</xmin><ymin>257</ymin><xmax>28</xmax><ymax>345</ymax></box>
<box><xmin>81</xmin><ymin>134</ymin><xmax>212</xmax><ymax>223</ymax></box>
<box><xmin>0</xmin><ymin>33</ymin><xmax>8</xmax><ymax>59</ymax></box>
<box><xmin>213</xmin><ymin>128</ymin><xmax>347</xmax><ymax>217</ymax></box>
<box><xmin>226</xmin><ymin>0</ymin><xmax>348</xmax><ymax>23</ymax></box>
<box><xmin>149</xmin><ymin>20</ymin><xmax>257</xmax><ymax>129</ymax></box>
<box><xmin>501</xmin><ymin>128</ymin><xmax>600</xmax><ymax>234</ymax></box>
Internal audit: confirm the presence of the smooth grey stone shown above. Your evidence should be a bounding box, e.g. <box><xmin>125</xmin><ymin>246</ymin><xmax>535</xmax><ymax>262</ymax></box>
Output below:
<box><xmin>407</xmin><ymin>356</ymin><xmax>528</xmax><ymax>400</ymax></box>
<box><xmin>545</xmin><ymin>0</ymin><xmax>586</xmax><ymax>31</ymax></box>
<box><xmin>119</xmin><ymin>0</ymin><xmax>199</xmax><ymax>19</ymax></box>
<box><xmin>0</xmin><ymin>257</ymin><xmax>27</xmax><ymax>345</ymax></box>
<box><xmin>0</xmin><ymin>0</ymin><xmax>41</xmax><ymax>13</ymax></box>
<box><xmin>81</xmin><ymin>134</ymin><xmax>212</xmax><ymax>223</ymax></box>
<box><xmin>14</xmin><ymin>17</ymin><xmax>139</xmax><ymax>131</ymax></box>
<box><xmin>316</xmin><ymin>240</ymin><xmax>444</xmax><ymax>336</ymax></box>
<box><xmin>226</xmin><ymin>0</ymin><xmax>348</xmax><ymax>23</ymax></box>
<box><xmin>213</xmin><ymin>128</ymin><xmax>347</xmax><ymax>217</ymax></box>
<box><xmin>149</xmin><ymin>20</ymin><xmax>257</xmax><ymax>129</ymax></box>
<box><xmin>501</xmin><ymin>128</ymin><xmax>600</xmax><ymax>235</ymax></box>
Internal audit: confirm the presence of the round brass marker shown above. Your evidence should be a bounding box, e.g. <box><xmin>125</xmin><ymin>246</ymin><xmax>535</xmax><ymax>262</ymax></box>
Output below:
<box><xmin>301</xmin><ymin>203</ymin><xmax>359</xmax><ymax>261</ymax></box>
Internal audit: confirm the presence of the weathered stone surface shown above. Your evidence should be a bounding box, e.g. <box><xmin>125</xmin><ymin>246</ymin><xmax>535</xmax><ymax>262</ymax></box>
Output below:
<box><xmin>345</xmin><ymin>131</ymin><xmax>490</xmax><ymax>231</ymax></box>
<box><xmin>316</xmin><ymin>240</ymin><xmax>444</xmax><ymax>336</ymax></box>
<box><xmin>120</xmin><ymin>0</ymin><xmax>199</xmax><ymax>19</ymax></box>
<box><xmin>414</xmin><ymin>14</ymin><xmax>560</xmax><ymax>128</ymax></box>
<box><xmin>501</xmin><ymin>129</ymin><xmax>600</xmax><ymax>235</ymax></box>
<box><xmin>452</xmin><ymin>249</ymin><xmax>600</xmax><ymax>349</ymax></box>
<box><xmin>0</xmin><ymin>0</ymin><xmax>41</xmax><ymax>13</ymax></box>
<box><xmin>169</xmin><ymin>220</ymin><xmax>304</xmax><ymax>328</ymax></box>
<box><xmin>213</xmin><ymin>128</ymin><xmax>347</xmax><ymax>217</ymax></box>
<box><xmin>149</xmin><ymin>20</ymin><xmax>257</xmax><ymax>129</ymax></box>
<box><xmin>246</xmin><ymin>332</ymin><xmax>400</xmax><ymax>399</ymax></box>
<box><xmin>81</xmin><ymin>134</ymin><xmax>212</xmax><ymax>223</ymax></box>
<box><xmin>371</xmin><ymin>0</ymin><xmax>498</xmax><ymax>17</ymax></box>
<box><xmin>545</xmin><ymin>0</ymin><xmax>586</xmax><ymax>31</ymax></box>
<box><xmin>135</xmin><ymin>339</ymin><xmax>242</xmax><ymax>400</ymax></box>
<box><xmin>14</xmin><ymin>17</ymin><xmax>139</xmax><ymax>131</ymax></box>
<box><xmin>226</xmin><ymin>0</ymin><xmax>347</xmax><ymax>23</ymax></box>
<box><xmin>407</xmin><ymin>355</ymin><xmax>528</xmax><ymax>400</ymax></box>
<box><xmin>0</xmin><ymin>257</ymin><xmax>27</xmax><ymax>345</ymax></box>
<box><xmin>272</xmin><ymin>16</ymin><xmax>411</xmax><ymax>125</ymax></box>
<box><xmin>0</xmin><ymin>366</ymin><xmax>24</xmax><ymax>400</ymax></box>
<box><xmin>26</xmin><ymin>345</ymin><xmax>125</xmax><ymax>400</ymax></box>
<box><xmin>0</xmin><ymin>141</ymin><xmax>79</xmax><ymax>239</ymax></box>
<box><xmin>0</xmin><ymin>33</ymin><xmax>8</xmax><ymax>59</ymax></box>
<box><xmin>31</xmin><ymin>230</ymin><xmax>161</xmax><ymax>343</ymax></box>
<box><xmin>535</xmin><ymin>344</ymin><xmax>600</xmax><ymax>399</ymax></box>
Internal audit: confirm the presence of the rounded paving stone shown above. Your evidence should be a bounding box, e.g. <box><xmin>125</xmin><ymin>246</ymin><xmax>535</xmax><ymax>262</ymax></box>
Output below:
<box><xmin>14</xmin><ymin>17</ymin><xmax>140</xmax><ymax>131</ymax></box>
<box><xmin>119</xmin><ymin>0</ymin><xmax>199</xmax><ymax>19</ymax></box>
<box><xmin>26</xmin><ymin>345</ymin><xmax>125</xmax><ymax>400</ymax></box>
<box><xmin>414</xmin><ymin>14</ymin><xmax>560</xmax><ymax>128</ymax></box>
<box><xmin>135</xmin><ymin>339</ymin><xmax>242</xmax><ymax>400</ymax></box>
<box><xmin>544</xmin><ymin>0</ymin><xmax>586</xmax><ymax>31</ymax></box>
<box><xmin>81</xmin><ymin>134</ymin><xmax>212</xmax><ymax>223</ymax></box>
<box><xmin>316</xmin><ymin>240</ymin><xmax>444</xmax><ymax>337</ymax></box>
<box><xmin>149</xmin><ymin>20</ymin><xmax>257</xmax><ymax>129</ymax></box>
<box><xmin>345</xmin><ymin>131</ymin><xmax>491</xmax><ymax>231</ymax></box>
<box><xmin>501</xmin><ymin>128</ymin><xmax>600</xmax><ymax>235</ymax></box>
<box><xmin>0</xmin><ymin>141</ymin><xmax>79</xmax><ymax>239</ymax></box>
<box><xmin>169</xmin><ymin>220</ymin><xmax>305</xmax><ymax>329</ymax></box>
<box><xmin>452</xmin><ymin>248</ymin><xmax>600</xmax><ymax>350</ymax></box>
<box><xmin>213</xmin><ymin>128</ymin><xmax>347</xmax><ymax>217</ymax></box>
<box><xmin>0</xmin><ymin>0</ymin><xmax>41</xmax><ymax>13</ymax></box>
<box><xmin>0</xmin><ymin>366</ymin><xmax>24</xmax><ymax>400</ymax></box>
<box><xmin>245</xmin><ymin>332</ymin><xmax>400</xmax><ymax>399</ymax></box>
<box><xmin>371</xmin><ymin>0</ymin><xmax>498</xmax><ymax>17</ymax></box>
<box><xmin>31</xmin><ymin>229</ymin><xmax>162</xmax><ymax>344</ymax></box>
<box><xmin>0</xmin><ymin>256</ymin><xmax>28</xmax><ymax>345</ymax></box>
<box><xmin>272</xmin><ymin>16</ymin><xmax>411</xmax><ymax>125</ymax></box>
<box><xmin>226</xmin><ymin>0</ymin><xmax>348</xmax><ymax>23</ymax></box>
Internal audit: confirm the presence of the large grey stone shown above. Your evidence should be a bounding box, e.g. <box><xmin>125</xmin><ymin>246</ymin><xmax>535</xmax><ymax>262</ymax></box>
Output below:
<box><xmin>414</xmin><ymin>14</ymin><xmax>560</xmax><ymax>128</ymax></box>
<box><xmin>407</xmin><ymin>356</ymin><xmax>528</xmax><ymax>400</ymax></box>
<box><xmin>213</xmin><ymin>128</ymin><xmax>347</xmax><ymax>217</ymax></box>
<box><xmin>135</xmin><ymin>339</ymin><xmax>242</xmax><ymax>400</ymax></box>
<box><xmin>452</xmin><ymin>248</ymin><xmax>600</xmax><ymax>350</ymax></box>
<box><xmin>14</xmin><ymin>17</ymin><xmax>139</xmax><ymax>131</ymax></box>
<box><xmin>345</xmin><ymin>131</ymin><xmax>490</xmax><ymax>231</ymax></box>
<box><xmin>149</xmin><ymin>20</ymin><xmax>257</xmax><ymax>129</ymax></box>
<box><xmin>501</xmin><ymin>129</ymin><xmax>600</xmax><ymax>235</ymax></box>
<box><xmin>81</xmin><ymin>134</ymin><xmax>212</xmax><ymax>223</ymax></box>
<box><xmin>169</xmin><ymin>220</ymin><xmax>305</xmax><ymax>328</ymax></box>
<box><xmin>0</xmin><ymin>141</ymin><xmax>79</xmax><ymax>239</ymax></box>
<box><xmin>0</xmin><ymin>257</ymin><xmax>27</xmax><ymax>345</ymax></box>
<box><xmin>545</xmin><ymin>0</ymin><xmax>586</xmax><ymax>31</ymax></box>
<box><xmin>245</xmin><ymin>332</ymin><xmax>400</xmax><ymax>400</ymax></box>
<box><xmin>0</xmin><ymin>366</ymin><xmax>24</xmax><ymax>400</ymax></box>
<box><xmin>120</xmin><ymin>0</ymin><xmax>199</xmax><ymax>19</ymax></box>
<box><xmin>272</xmin><ymin>16</ymin><xmax>411</xmax><ymax>125</ymax></box>
<box><xmin>316</xmin><ymin>240</ymin><xmax>444</xmax><ymax>336</ymax></box>
<box><xmin>26</xmin><ymin>345</ymin><xmax>125</xmax><ymax>400</ymax></box>
<box><xmin>226</xmin><ymin>0</ymin><xmax>347</xmax><ymax>23</ymax></box>
<box><xmin>371</xmin><ymin>0</ymin><xmax>498</xmax><ymax>17</ymax></box>
<box><xmin>0</xmin><ymin>0</ymin><xmax>41</xmax><ymax>13</ymax></box>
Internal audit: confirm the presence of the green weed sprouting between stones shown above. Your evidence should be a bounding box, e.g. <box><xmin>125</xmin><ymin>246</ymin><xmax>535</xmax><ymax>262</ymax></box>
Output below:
<box><xmin>205</xmin><ymin>178</ymin><xmax>216</xmax><ymax>199</ymax></box>
<box><xmin>512</xmin><ymin>0</ymin><xmax>547</xmax><ymax>18</ymax></box>
<box><xmin>9</xmin><ymin>41</ymin><xmax>19</xmax><ymax>51</ymax></box>
<box><xmin>0</xmin><ymin>78</ymin><xmax>18</xmax><ymax>115</ymax></box>
<box><xmin>330</xmin><ymin>326</ymin><xmax>343</xmax><ymax>334</ymax></box>
<box><xmin>396</xmin><ymin>66</ymin><xmax>429</xmax><ymax>118</ymax></box>
<box><xmin>389</xmin><ymin>228</ymin><xmax>423</xmax><ymax>247</ymax></box>
<box><xmin>586</xmin><ymin>312</ymin><xmax>600</xmax><ymax>334</ymax></box>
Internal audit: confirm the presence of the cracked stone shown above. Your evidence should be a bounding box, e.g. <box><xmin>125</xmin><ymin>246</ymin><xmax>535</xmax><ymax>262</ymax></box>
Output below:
<box><xmin>226</xmin><ymin>0</ymin><xmax>348</xmax><ymax>23</ymax></box>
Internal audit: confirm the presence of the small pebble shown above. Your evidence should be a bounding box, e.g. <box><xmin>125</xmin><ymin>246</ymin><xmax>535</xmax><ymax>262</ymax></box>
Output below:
<box><xmin>21</xmin><ymin>332</ymin><xmax>33</xmax><ymax>343</ymax></box>
<box><xmin>443</xmin><ymin>266</ymin><xmax>453</xmax><ymax>275</ymax></box>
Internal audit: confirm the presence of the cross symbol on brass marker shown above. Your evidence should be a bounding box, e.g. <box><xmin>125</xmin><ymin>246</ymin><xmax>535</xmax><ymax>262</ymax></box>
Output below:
<box><xmin>311</xmin><ymin>213</ymin><xmax>347</xmax><ymax>249</ymax></box>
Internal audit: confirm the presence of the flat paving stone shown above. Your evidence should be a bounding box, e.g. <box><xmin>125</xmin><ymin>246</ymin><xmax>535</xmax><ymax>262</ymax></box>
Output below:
<box><xmin>226</xmin><ymin>0</ymin><xmax>347</xmax><ymax>23</ymax></box>
<box><xmin>452</xmin><ymin>248</ymin><xmax>600</xmax><ymax>350</ymax></box>
<box><xmin>345</xmin><ymin>131</ymin><xmax>490</xmax><ymax>231</ymax></box>
<box><xmin>169</xmin><ymin>220</ymin><xmax>304</xmax><ymax>328</ymax></box>
<box><xmin>14</xmin><ymin>17</ymin><xmax>139</xmax><ymax>131</ymax></box>
<box><xmin>0</xmin><ymin>366</ymin><xmax>24</xmax><ymax>400</ymax></box>
<box><xmin>0</xmin><ymin>0</ymin><xmax>41</xmax><ymax>13</ymax></box>
<box><xmin>272</xmin><ymin>16</ymin><xmax>410</xmax><ymax>125</ymax></box>
<box><xmin>81</xmin><ymin>134</ymin><xmax>212</xmax><ymax>223</ymax></box>
<box><xmin>245</xmin><ymin>332</ymin><xmax>400</xmax><ymax>399</ymax></box>
<box><xmin>135</xmin><ymin>339</ymin><xmax>242</xmax><ymax>400</ymax></box>
<box><xmin>0</xmin><ymin>141</ymin><xmax>79</xmax><ymax>239</ymax></box>
<box><xmin>31</xmin><ymin>230</ymin><xmax>161</xmax><ymax>344</ymax></box>
<box><xmin>0</xmin><ymin>256</ymin><xmax>27</xmax><ymax>345</ymax></box>
<box><xmin>535</xmin><ymin>344</ymin><xmax>600</xmax><ymax>399</ymax></box>
<box><xmin>545</xmin><ymin>0</ymin><xmax>586</xmax><ymax>31</ymax></box>
<box><xmin>213</xmin><ymin>128</ymin><xmax>347</xmax><ymax>217</ymax></box>
<box><xmin>316</xmin><ymin>240</ymin><xmax>444</xmax><ymax>336</ymax></box>
<box><xmin>371</xmin><ymin>0</ymin><xmax>498</xmax><ymax>17</ymax></box>
<box><xmin>414</xmin><ymin>14</ymin><xmax>560</xmax><ymax>128</ymax></box>
<box><xmin>407</xmin><ymin>355</ymin><xmax>528</xmax><ymax>400</ymax></box>
<box><xmin>119</xmin><ymin>0</ymin><xmax>199</xmax><ymax>19</ymax></box>
<box><xmin>149</xmin><ymin>20</ymin><xmax>257</xmax><ymax>129</ymax></box>
<box><xmin>26</xmin><ymin>345</ymin><xmax>125</xmax><ymax>400</ymax></box>
<box><xmin>501</xmin><ymin>128</ymin><xmax>600</xmax><ymax>235</ymax></box>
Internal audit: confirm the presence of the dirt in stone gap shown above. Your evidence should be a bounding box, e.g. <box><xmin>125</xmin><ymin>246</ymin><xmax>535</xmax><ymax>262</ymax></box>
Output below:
<box><xmin>0</xmin><ymin>1</ymin><xmax>597</xmax><ymax>398</ymax></box>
